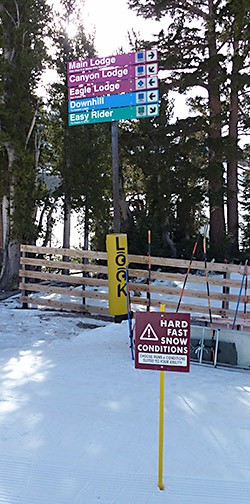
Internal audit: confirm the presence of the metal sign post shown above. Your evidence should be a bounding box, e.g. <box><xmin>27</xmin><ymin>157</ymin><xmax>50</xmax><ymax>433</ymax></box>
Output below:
<box><xmin>111</xmin><ymin>121</ymin><xmax>120</xmax><ymax>233</ymax></box>
<box><xmin>158</xmin><ymin>303</ymin><xmax>165</xmax><ymax>491</ymax></box>
<box><xmin>158</xmin><ymin>368</ymin><xmax>165</xmax><ymax>490</ymax></box>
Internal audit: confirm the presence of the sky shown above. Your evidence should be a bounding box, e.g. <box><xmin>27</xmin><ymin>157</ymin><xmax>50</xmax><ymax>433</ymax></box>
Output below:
<box><xmin>42</xmin><ymin>0</ymin><xmax>170</xmax><ymax>101</ymax></box>
<box><xmin>43</xmin><ymin>0</ymin><xmax>187</xmax><ymax>116</ymax></box>
<box><xmin>47</xmin><ymin>0</ymin><xmax>164</xmax><ymax>56</ymax></box>
<box><xmin>82</xmin><ymin>0</ymin><xmax>163</xmax><ymax>56</ymax></box>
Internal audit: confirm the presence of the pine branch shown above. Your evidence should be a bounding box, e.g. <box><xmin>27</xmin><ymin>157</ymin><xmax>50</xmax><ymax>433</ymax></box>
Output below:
<box><xmin>164</xmin><ymin>74</ymin><xmax>209</xmax><ymax>92</ymax></box>
<box><xmin>14</xmin><ymin>0</ymin><xmax>20</xmax><ymax>26</ymax></box>
<box><xmin>1</xmin><ymin>5</ymin><xmax>16</xmax><ymax>26</ymax></box>
<box><xmin>25</xmin><ymin>99</ymin><xmax>40</xmax><ymax>149</ymax></box>
<box><xmin>178</xmin><ymin>0</ymin><xmax>208</xmax><ymax>20</ymax></box>
<box><xmin>214</xmin><ymin>0</ymin><xmax>223</xmax><ymax>10</ymax></box>
<box><xmin>129</xmin><ymin>0</ymin><xmax>208</xmax><ymax>21</ymax></box>
<box><xmin>171</xmin><ymin>40</ymin><xmax>207</xmax><ymax>53</ymax></box>
<box><xmin>22</xmin><ymin>31</ymin><xmax>28</xmax><ymax>49</ymax></box>
<box><xmin>238</xmin><ymin>103</ymin><xmax>249</xmax><ymax>120</ymax></box>
<box><xmin>35</xmin><ymin>132</ymin><xmax>42</xmax><ymax>170</ymax></box>
<box><xmin>0</xmin><ymin>2</ymin><xmax>20</xmax><ymax>27</ymax></box>
<box><xmin>242</xmin><ymin>65</ymin><xmax>250</xmax><ymax>71</ymax></box>
<box><xmin>217</xmin><ymin>40</ymin><xmax>229</xmax><ymax>53</ymax></box>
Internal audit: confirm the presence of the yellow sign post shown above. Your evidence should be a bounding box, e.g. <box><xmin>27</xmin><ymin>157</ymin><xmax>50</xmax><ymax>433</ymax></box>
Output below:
<box><xmin>158</xmin><ymin>303</ymin><xmax>165</xmax><ymax>490</ymax></box>
<box><xmin>106</xmin><ymin>233</ymin><xmax>128</xmax><ymax>316</ymax></box>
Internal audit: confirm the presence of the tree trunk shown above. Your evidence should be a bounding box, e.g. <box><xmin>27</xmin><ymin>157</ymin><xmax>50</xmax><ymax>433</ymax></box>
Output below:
<box><xmin>0</xmin><ymin>240</ymin><xmax>20</xmax><ymax>291</ymax></box>
<box><xmin>0</xmin><ymin>196</ymin><xmax>8</xmax><ymax>266</ymax></box>
<box><xmin>63</xmin><ymin>194</ymin><xmax>71</xmax><ymax>249</ymax></box>
<box><xmin>62</xmin><ymin>194</ymin><xmax>71</xmax><ymax>273</ymax></box>
<box><xmin>207</xmin><ymin>0</ymin><xmax>225</xmax><ymax>257</ymax></box>
<box><xmin>42</xmin><ymin>205</ymin><xmax>56</xmax><ymax>247</ymax></box>
<box><xmin>227</xmin><ymin>36</ymin><xmax>239</xmax><ymax>256</ymax></box>
<box><xmin>0</xmin><ymin>146</ymin><xmax>20</xmax><ymax>291</ymax></box>
<box><xmin>84</xmin><ymin>204</ymin><xmax>89</xmax><ymax>252</ymax></box>
<box><xmin>119</xmin><ymin>180</ymin><xmax>134</xmax><ymax>234</ymax></box>
<box><xmin>161</xmin><ymin>217</ymin><xmax>177</xmax><ymax>257</ymax></box>
<box><xmin>0</xmin><ymin>197</ymin><xmax>20</xmax><ymax>291</ymax></box>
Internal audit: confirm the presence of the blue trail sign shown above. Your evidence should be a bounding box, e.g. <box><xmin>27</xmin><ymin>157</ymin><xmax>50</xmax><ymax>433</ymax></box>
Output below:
<box><xmin>68</xmin><ymin>90</ymin><xmax>159</xmax><ymax>113</ymax></box>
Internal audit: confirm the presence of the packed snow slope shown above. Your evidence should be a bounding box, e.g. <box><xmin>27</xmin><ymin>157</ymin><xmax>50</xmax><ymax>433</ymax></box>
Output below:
<box><xmin>0</xmin><ymin>296</ymin><xmax>250</xmax><ymax>503</ymax></box>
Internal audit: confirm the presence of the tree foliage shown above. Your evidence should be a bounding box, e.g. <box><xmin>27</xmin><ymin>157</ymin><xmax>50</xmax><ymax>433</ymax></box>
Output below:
<box><xmin>128</xmin><ymin>0</ymin><xmax>250</xmax><ymax>259</ymax></box>
<box><xmin>0</xmin><ymin>0</ymin><xmax>51</xmax><ymax>240</ymax></box>
<box><xmin>0</xmin><ymin>0</ymin><xmax>51</xmax><ymax>288</ymax></box>
<box><xmin>49</xmin><ymin>0</ymin><xmax>112</xmax><ymax>250</ymax></box>
<box><xmin>118</xmin><ymin>77</ymin><xmax>207</xmax><ymax>256</ymax></box>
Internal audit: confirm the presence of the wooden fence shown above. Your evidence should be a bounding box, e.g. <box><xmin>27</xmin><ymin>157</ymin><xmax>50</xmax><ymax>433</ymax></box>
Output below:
<box><xmin>19</xmin><ymin>244</ymin><xmax>249</xmax><ymax>322</ymax></box>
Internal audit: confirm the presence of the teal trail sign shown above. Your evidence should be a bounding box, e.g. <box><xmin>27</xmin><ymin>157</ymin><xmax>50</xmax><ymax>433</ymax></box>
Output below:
<box><xmin>68</xmin><ymin>104</ymin><xmax>159</xmax><ymax>126</ymax></box>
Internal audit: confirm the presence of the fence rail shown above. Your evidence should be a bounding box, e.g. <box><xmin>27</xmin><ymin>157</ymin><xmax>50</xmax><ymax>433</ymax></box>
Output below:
<box><xmin>19</xmin><ymin>244</ymin><xmax>249</xmax><ymax>321</ymax></box>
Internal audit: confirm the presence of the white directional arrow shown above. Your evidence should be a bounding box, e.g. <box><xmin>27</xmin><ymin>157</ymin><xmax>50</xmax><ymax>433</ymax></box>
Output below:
<box><xmin>147</xmin><ymin>63</ymin><xmax>158</xmax><ymax>75</ymax></box>
<box><xmin>147</xmin><ymin>76</ymin><xmax>158</xmax><ymax>88</ymax></box>
<box><xmin>147</xmin><ymin>104</ymin><xmax>158</xmax><ymax>116</ymax></box>
<box><xmin>147</xmin><ymin>90</ymin><xmax>159</xmax><ymax>102</ymax></box>
<box><xmin>146</xmin><ymin>49</ymin><xmax>158</xmax><ymax>62</ymax></box>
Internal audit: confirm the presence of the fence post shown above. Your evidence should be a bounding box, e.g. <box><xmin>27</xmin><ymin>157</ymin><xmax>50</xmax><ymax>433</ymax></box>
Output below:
<box><xmin>82</xmin><ymin>247</ymin><xmax>86</xmax><ymax>308</ymax></box>
<box><xmin>147</xmin><ymin>230</ymin><xmax>151</xmax><ymax>312</ymax></box>
<box><xmin>21</xmin><ymin>248</ymin><xmax>28</xmax><ymax>309</ymax></box>
<box><xmin>62</xmin><ymin>246</ymin><xmax>70</xmax><ymax>276</ymax></box>
<box><xmin>222</xmin><ymin>270</ymin><xmax>230</xmax><ymax>315</ymax></box>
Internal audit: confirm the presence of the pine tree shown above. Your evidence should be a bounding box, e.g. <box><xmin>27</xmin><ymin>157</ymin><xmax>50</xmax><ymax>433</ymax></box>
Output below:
<box><xmin>49</xmin><ymin>0</ymin><xmax>112</xmax><ymax>253</ymax></box>
<box><xmin>128</xmin><ymin>0</ymin><xmax>250</xmax><ymax>258</ymax></box>
<box><xmin>219</xmin><ymin>1</ymin><xmax>250</xmax><ymax>255</ymax></box>
<box><xmin>241</xmin><ymin>150</ymin><xmax>250</xmax><ymax>253</ymax></box>
<box><xmin>0</xmin><ymin>0</ymin><xmax>51</xmax><ymax>289</ymax></box>
<box><xmin>119</xmin><ymin>84</ymin><xmax>207</xmax><ymax>257</ymax></box>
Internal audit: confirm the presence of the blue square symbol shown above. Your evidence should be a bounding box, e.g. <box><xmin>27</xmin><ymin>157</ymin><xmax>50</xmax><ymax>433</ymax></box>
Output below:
<box><xmin>137</xmin><ymin>52</ymin><xmax>144</xmax><ymax>60</ymax></box>
<box><xmin>137</xmin><ymin>66</ymin><xmax>144</xmax><ymax>74</ymax></box>
<box><xmin>138</xmin><ymin>93</ymin><xmax>144</xmax><ymax>100</ymax></box>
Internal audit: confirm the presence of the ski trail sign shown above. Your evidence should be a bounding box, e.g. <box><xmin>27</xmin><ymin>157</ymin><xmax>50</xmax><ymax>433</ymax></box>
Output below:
<box><xmin>135</xmin><ymin>312</ymin><xmax>191</xmax><ymax>372</ymax></box>
<box><xmin>67</xmin><ymin>49</ymin><xmax>159</xmax><ymax>125</ymax></box>
<box><xmin>135</xmin><ymin>309</ymin><xmax>191</xmax><ymax>493</ymax></box>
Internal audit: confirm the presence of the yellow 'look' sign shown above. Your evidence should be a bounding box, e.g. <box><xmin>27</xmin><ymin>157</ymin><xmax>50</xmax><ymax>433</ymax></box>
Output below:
<box><xmin>106</xmin><ymin>234</ymin><xmax>128</xmax><ymax>316</ymax></box>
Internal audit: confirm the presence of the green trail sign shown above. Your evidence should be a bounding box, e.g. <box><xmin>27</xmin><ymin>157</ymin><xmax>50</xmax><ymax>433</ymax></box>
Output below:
<box><xmin>68</xmin><ymin>104</ymin><xmax>159</xmax><ymax>126</ymax></box>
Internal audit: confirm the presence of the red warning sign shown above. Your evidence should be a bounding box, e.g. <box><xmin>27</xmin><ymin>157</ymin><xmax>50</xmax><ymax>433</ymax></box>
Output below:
<box><xmin>135</xmin><ymin>312</ymin><xmax>190</xmax><ymax>372</ymax></box>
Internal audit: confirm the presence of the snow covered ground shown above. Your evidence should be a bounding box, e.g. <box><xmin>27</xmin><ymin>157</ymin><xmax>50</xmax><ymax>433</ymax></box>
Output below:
<box><xmin>0</xmin><ymin>295</ymin><xmax>250</xmax><ymax>503</ymax></box>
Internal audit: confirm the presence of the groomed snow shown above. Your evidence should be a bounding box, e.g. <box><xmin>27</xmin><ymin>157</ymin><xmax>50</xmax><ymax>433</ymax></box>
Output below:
<box><xmin>0</xmin><ymin>295</ymin><xmax>250</xmax><ymax>503</ymax></box>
